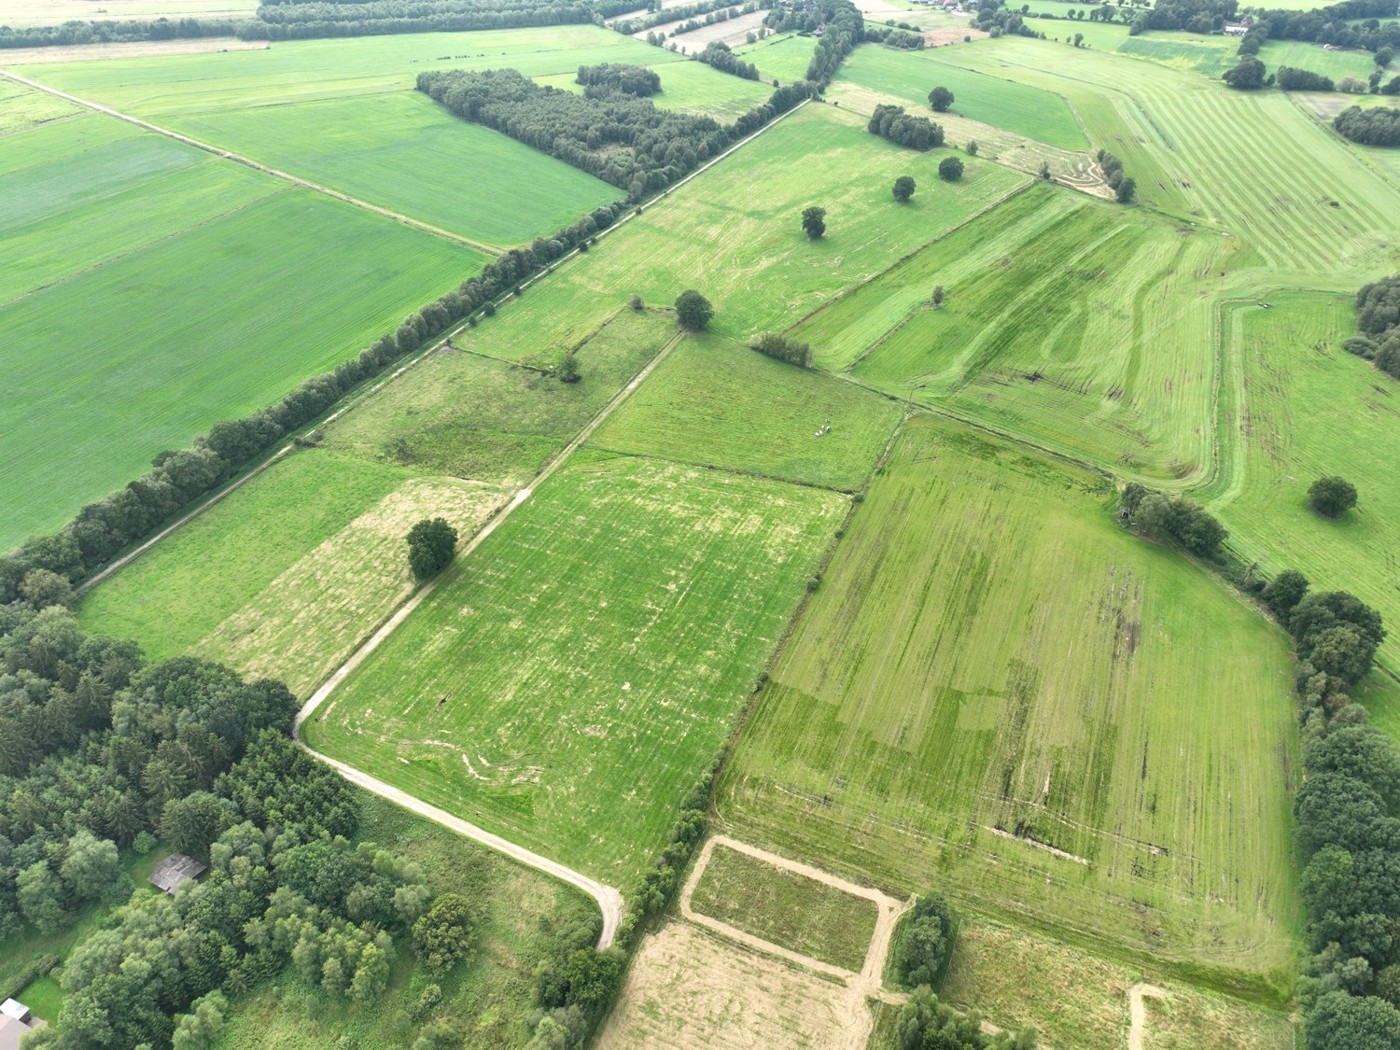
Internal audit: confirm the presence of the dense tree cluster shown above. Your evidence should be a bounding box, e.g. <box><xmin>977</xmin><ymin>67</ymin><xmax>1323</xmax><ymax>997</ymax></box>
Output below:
<box><xmin>749</xmin><ymin>331</ymin><xmax>813</xmax><ymax>367</ymax></box>
<box><xmin>1346</xmin><ymin>275</ymin><xmax>1400</xmax><ymax>378</ymax></box>
<box><xmin>764</xmin><ymin>0</ymin><xmax>864</xmax><ymax>88</ymax></box>
<box><xmin>617</xmin><ymin>0</ymin><xmax>763</xmax><ymax>36</ymax></box>
<box><xmin>0</xmin><ymin>18</ymin><xmax>238</xmax><ymax>49</ymax></box>
<box><xmin>1121</xmin><ymin>483</ymin><xmax>1228</xmax><ymax>556</ymax></box>
<box><xmin>1223</xmin><ymin>54</ymin><xmax>1268</xmax><ymax>88</ymax></box>
<box><xmin>970</xmin><ymin>0</ymin><xmax>1042</xmax><ymax>38</ymax></box>
<box><xmin>241</xmin><ymin>0</ymin><xmax>641</xmax><ymax>39</ymax></box>
<box><xmin>894</xmin><ymin>893</ymin><xmax>955</xmax><ymax>988</ymax></box>
<box><xmin>1234</xmin><ymin>0</ymin><xmax>1400</xmax><ymax>57</ymax></box>
<box><xmin>868</xmin><ymin>104</ymin><xmax>945</xmax><ymax>149</ymax></box>
<box><xmin>1136</xmin><ymin>0</ymin><xmax>1237</xmax><ymax>33</ymax></box>
<box><xmin>893</xmin><ymin>987</ymin><xmax>1038</xmax><ymax>1049</ymax></box>
<box><xmin>865</xmin><ymin>23</ymin><xmax>925</xmax><ymax>48</ymax></box>
<box><xmin>1276</xmin><ymin>65</ymin><xmax>1335</xmax><ymax>90</ymax></box>
<box><xmin>1335</xmin><ymin>105</ymin><xmax>1400</xmax><ymax>145</ymax></box>
<box><xmin>695</xmin><ymin>41</ymin><xmax>760</xmax><ymax>79</ymax></box>
<box><xmin>575</xmin><ymin>62</ymin><xmax>661</xmax><ymax>97</ymax></box>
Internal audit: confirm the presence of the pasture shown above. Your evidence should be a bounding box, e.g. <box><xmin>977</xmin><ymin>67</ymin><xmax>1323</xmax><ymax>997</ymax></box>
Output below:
<box><xmin>734</xmin><ymin>32</ymin><xmax>817</xmax><ymax>84</ymax></box>
<box><xmin>835</xmin><ymin>43</ymin><xmax>1090</xmax><ymax>151</ymax></box>
<box><xmin>588</xmin><ymin>330</ymin><xmax>903</xmax><ymax>490</ymax></box>
<box><xmin>795</xmin><ymin>185</ymin><xmax>1227</xmax><ymax>480</ymax></box>
<box><xmin>535</xmin><ymin>58</ymin><xmax>774</xmax><ymax>122</ymax></box>
<box><xmin>447</xmin><ymin>103</ymin><xmax>1029</xmax><ymax>355</ymax></box>
<box><xmin>0</xmin><ymin>0</ymin><xmax>254</xmax><ymax>26</ymax></box>
<box><xmin>1204</xmin><ymin>291</ymin><xmax>1400</xmax><ymax>700</ymax></box>
<box><xmin>1258</xmin><ymin>38</ymin><xmax>1378</xmax><ymax>81</ymax></box>
<box><xmin>323</xmin><ymin>308</ymin><xmax>675</xmax><ymax>487</ymax></box>
<box><xmin>0</xmin><ymin>77</ymin><xmax>80</xmax><ymax>131</ymax></box>
<box><xmin>0</xmin><ymin>111</ymin><xmax>479</xmax><ymax>548</ymax></box>
<box><xmin>715</xmin><ymin>415</ymin><xmax>1301</xmax><ymax>996</ymax></box>
<box><xmin>302</xmin><ymin>454</ymin><xmax>847</xmax><ymax>882</ymax></box>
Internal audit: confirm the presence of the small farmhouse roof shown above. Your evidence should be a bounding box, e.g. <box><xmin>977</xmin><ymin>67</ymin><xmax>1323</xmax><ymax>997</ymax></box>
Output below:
<box><xmin>148</xmin><ymin>853</ymin><xmax>207</xmax><ymax>895</ymax></box>
<box><xmin>0</xmin><ymin>1003</ymin><xmax>27</xmax><ymax>1024</ymax></box>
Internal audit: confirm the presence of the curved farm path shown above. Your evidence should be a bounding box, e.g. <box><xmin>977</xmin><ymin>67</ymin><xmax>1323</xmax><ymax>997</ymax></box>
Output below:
<box><xmin>1127</xmin><ymin>983</ymin><xmax>1166</xmax><ymax>1050</ymax></box>
<box><xmin>0</xmin><ymin>69</ymin><xmax>502</xmax><ymax>257</ymax></box>
<box><xmin>679</xmin><ymin>834</ymin><xmax>914</xmax><ymax>1048</ymax></box>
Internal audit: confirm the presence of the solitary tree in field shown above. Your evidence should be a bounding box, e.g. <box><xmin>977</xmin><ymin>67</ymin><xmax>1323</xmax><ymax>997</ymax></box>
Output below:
<box><xmin>938</xmin><ymin>156</ymin><xmax>964</xmax><ymax>181</ymax></box>
<box><xmin>932</xmin><ymin>285</ymin><xmax>946</xmax><ymax>307</ymax></box>
<box><xmin>895</xmin><ymin>893</ymin><xmax>955</xmax><ymax>987</ymax></box>
<box><xmin>928</xmin><ymin>85</ymin><xmax>955</xmax><ymax>112</ymax></box>
<box><xmin>407</xmin><ymin>517</ymin><xmax>458</xmax><ymax>581</ymax></box>
<box><xmin>802</xmin><ymin>206</ymin><xmax>827</xmax><ymax>239</ymax></box>
<box><xmin>675</xmin><ymin>290</ymin><xmax>713</xmax><ymax>330</ymax></box>
<box><xmin>1309</xmin><ymin>476</ymin><xmax>1358</xmax><ymax>518</ymax></box>
<box><xmin>966</xmin><ymin>140</ymin><xmax>979</xmax><ymax>156</ymax></box>
<box><xmin>556</xmin><ymin>352</ymin><xmax>580</xmax><ymax>383</ymax></box>
<box><xmin>892</xmin><ymin>176</ymin><xmax>917</xmax><ymax>202</ymax></box>
<box><xmin>1115</xmin><ymin>176</ymin><xmax>1137</xmax><ymax>204</ymax></box>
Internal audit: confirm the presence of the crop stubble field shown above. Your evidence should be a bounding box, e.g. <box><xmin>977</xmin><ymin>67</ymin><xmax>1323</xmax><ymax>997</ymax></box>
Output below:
<box><xmin>717</xmin><ymin>416</ymin><xmax>1301</xmax><ymax>994</ymax></box>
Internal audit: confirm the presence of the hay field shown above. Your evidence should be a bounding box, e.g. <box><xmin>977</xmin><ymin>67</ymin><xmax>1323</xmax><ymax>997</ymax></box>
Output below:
<box><xmin>716</xmin><ymin>415</ymin><xmax>1301</xmax><ymax>997</ymax></box>
<box><xmin>0</xmin><ymin>77</ymin><xmax>81</xmax><ymax>131</ymax></box>
<box><xmin>795</xmin><ymin>185</ymin><xmax>1228</xmax><ymax>480</ymax></box>
<box><xmin>535</xmin><ymin>58</ymin><xmax>775</xmax><ymax>121</ymax></box>
<box><xmin>0</xmin><ymin>113</ymin><xmax>479</xmax><ymax>549</ymax></box>
<box><xmin>303</xmin><ymin>454</ymin><xmax>846</xmax><ymax>881</ymax></box>
<box><xmin>589</xmin><ymin>330</ymin><xmax>903</xmax><ymax>490</ymax></box>
<box><xmin>735</xmin><ymin>32</ymin><xmax>817</xmax><ymax>84</ymax></box>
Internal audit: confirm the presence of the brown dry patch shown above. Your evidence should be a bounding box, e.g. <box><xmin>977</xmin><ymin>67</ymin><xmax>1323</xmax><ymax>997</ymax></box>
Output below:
<box><xmin>924</xmin><ymin>26</ymin><xmax>987</xmax><ymax>45</ymax></box>
<box><xmin>596</xmin><ymin>921</ymin><xmax>869</xmax><ymax>1050</ymax></box>
<box><xmin>0</xmin><ymin>37</ymin><xmax>267</xmax><ymax>64</ymax></box>
<box><xmin>636</xmin><ymin>8</ymin><xmax>770</xmax><ymax>47</ymax></box>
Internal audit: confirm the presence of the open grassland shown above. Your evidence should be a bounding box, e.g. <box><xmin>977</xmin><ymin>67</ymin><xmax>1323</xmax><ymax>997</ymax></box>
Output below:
<box><xmin>716</xmin><ymin>415</ymin><xmax>1301</xmax><ymax>997</ymax></box>
<box><xmin>0</xmin><ymin>78</ymin><xmax>80</xmax><ymax>131</ymax></box>
<box><xmin>1258</xmin><ymin>38</ymin><xmax>1379</xmax><ymax>81</ymax></box>
<box><xmin>735</xmin><ymin>32</ymin><xmax>817</xmax><ymax>84</ymax></box>
<box><xmin>536</xmin><ymin>58</ymin><xmax>774</xmax><ymax>121</ymax></box>
<box><xmin>928</xmin><ymin>37</ymin><xmax>1400</xmax><ymax>278</ymax></box>
<box><xmin>1204</xmin><ymin>291</ymin><xmax>1400</xmax><ymax>700</ymax></box>
<box><xmin>304</xmin><ymin>454</ymin><xmax>847</xmax><ymax>883</ymax></box>
<box><xmin>869</xmin><ymin>916</ymin><xmax>1295</xmax><ymax>1049</ymax></box>
<box><xmin>447</xmin><ymin>103</ymin><xmax>1029</xmax><ymax>356</ymax></box>
<box><xmin>796</xmin><ymin>185</ymin><xmax>1227</xmax><ymax>480</ymax></box>
<box><xmin>689</xmin><ymin>842</ymin><xmax>879</xmax><ymax>971</ymax></box>
<box><xmin>12</xmin><ymin>27</ymin><xmax>661</xmax><ymax>246</ymax></box>
<box><xmin>589</xmin><ymin>330</ymin><xmax>903</xmax><ymax>490</ymax></box>
<box><xmin>598</xmin><ymin>921</ymin><xmax>864</xmax><ymax>1049</ymax></box>
<box><xmin>0</xmin><ymin>149</ymin><xmax>480</xmax><ymax>547</ymax></box>
<box><xmin>835</xmin><ymin>43</ymin><xmax>1089</xmax><ymax>151</ymax></box>
<box><xmin>0</xmin><ymin>0</ymin><xmax>254</xmax><ymax>26</ymax></box>
<box><xmin>324</xmin><ymin>309</ymin><xmax>674</xmax><ymax>488</ymax></box>
<box><xmin>1032</xmin><ymin>22</ymin><xmax>1243</xmax><ymax>77</ymax></box>
<box><xmin>213</xmin><ymin>793</ymin><xmax>593</xmax><ymax>1050</ymax></box>
<box><xmin>79</xmin><ymin>451</ymin><xmax>508</xmax><ymax>698</ymax></box>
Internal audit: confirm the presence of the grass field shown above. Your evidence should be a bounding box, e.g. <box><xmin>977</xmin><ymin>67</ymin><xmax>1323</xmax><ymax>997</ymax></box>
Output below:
<box><xmin>535</xmin><ymin>58</ymin><xmax>774</xmax><ymax>122</ymax></box>
<box><xmin>794</xmin><ymin>185</ymin><xmax>1227</xmax><ymax>480</ymax></box>
<box><xmin>323</xmin><ymin>308</ymin><xmax>674</xmax><ymax>487</ymax></box>
<box><xmin>1259</xmin><ymin>38</ymin><xmax>1379</xmax><ymax>82</ymax></box>
<box><xmin>836</xmin><ymin>43</ymin><xmax>1090</xmax><ymax>151</ymax></box>
<box><xmin>0</xmin><ymin>0</ymin><xmax>255</xmax><ymax>26</ymax></box>
<box><xmin>589</xmin><ymin>330</ymin><xmax>903</xmax><ymax>490</ymax></box>
<box><xmin>0</xmin><ymin>78</ymin><xmax>80</xmax><ymax>132</ymax></box>
<box><xmin>442</xmin><ymin>103</ymin><xmax>1029</xmax><ymax>357</ymax></box>
<box><xmin>716</xmin><ymin>415</ymin><xmax>1301</xmax><ymax>996</ymax></box>
<box><xmin>688</xmin><ymin>843</ymin><xmax>878</xmax><ymax>971</ymax></box>
<box><xmin>734</xmin><ymin>32</ymin><xmax>817</xmax><ymax>84</ymax></box>
<box><xmin>1204</xmin><ymin>291</ymin><xmax>1400</xmax><ymax>698</ymax></box>
<box><xmin>303</xmin><ymin>454</ymin><xmax>847</xmax><ymax>883</ymax></box>
<box><xmin>0</xmin><ymin>125</ymin><xmax>480</xmax><ymax>548</ymax></box>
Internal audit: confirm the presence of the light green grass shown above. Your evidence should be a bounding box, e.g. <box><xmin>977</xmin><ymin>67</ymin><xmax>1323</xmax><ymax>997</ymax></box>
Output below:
<box><xmin>324</xmin><ymin>308</ymin><xmax>674</xmax><ymax>485</ymax></box>
<box><xmin>303</xmin><ymin>454</ymin><xmax>847</xmax><ymax>883</ymax></box>
<box><xmin>836</xmin><ymin>43</ymin><xmax>1090</xmax><ymax>151</ymax></box>
<box><xmin>735</xmin><ymin>33</ymin><xmax>817</xmax><ymax>84</ymax></box>
<box><xmin>0</xmin><ymin>179</ymin><xmax>481</xmax><ymax>550</ymax></box>
<box><xmin>0</xmin><ymin>78</ymin><xmax>81</xmax><ymax>132</ymax></box>
<box><xmin>797</xmin><ymin>184</ymin><xmax>1228</xmax><ymax>480</ymax></box>
<box><xmin>1204</xmin><ymin>291</ymin><xmax>1400</xmax><ymax>700</ymax></box>
<box><xmin>716</xmin><ymin>415</ymin><xmax>1301</xmax><ymax>999</ymax></box>
<box><xmin>589</xmin><ymin>330</ymin><xmax>903</xmax><ymax>490</ymax></box>
<box><xmin>1035</xmin><ymin>22</ymin><xmax>1243</xmax><ymax>77</ymax></box>
<box><xmin>536</xmin><ymin>59</ymin><xmax>774</xmax><ymax>122</ymax></box>
<box><xmin>450</xmin><ymin>103</ymin><xmax>1028</xmax><ymax>359</ymax></box>
<box><xmin>1260</xmin><ymin>39</ymin><xmax>1379</xmax><ymax>82</ymax></box>
<box><xmin>0</xmin><ymin>0</ymin><xmax>254</xmax><ymax>27</ymax></box>
<box><xmin>688</xmin><ymin>843</ymin><xmax>879</xmax><ymax>971</ymax></box>
<box><xmin>212</xmin><ymin>792</ymin><xmax>592</xmax><ymax>1050</ymax></box>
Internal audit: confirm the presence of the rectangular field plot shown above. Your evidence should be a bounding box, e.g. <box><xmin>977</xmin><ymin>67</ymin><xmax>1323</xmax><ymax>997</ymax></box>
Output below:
<box><xmin>1205</xmin><ymin>292</ymin><xmax>1400</xmax><ymax>695</ymax></box>
<box><xmin>323</xmin><ymin>309</ymin><xmax>674</xmax><ymax>487</ymax></box>
<box><xmin>798</xmin><ymin>185</ymin><xmax>1226</xmax><ymax>480</ymax></box>
<box><xmin>735</xmin><ymin>33</ymin><xmax>817</xmax><ymax>85</ymax></box>
<box><xmin>302</xmin><ymin>455</ymin><xmax>847</xmax><ymax>881</ymax></box>
<box><xmin>79</xmin><ymin>451</ymin><xmax>506</xmax><ymax>697</ymax></box>
<box><xmin>588</xmin><ymin>331</ymin><xmax>903</xmax><ymax>490</ymax></box>
<box><xmin>535</xmin><ymin>60</ymin><xmax>774</xmax><ymax>122</ymax></box>
<box><xmin>716</xmin><ymin>415</ymin><xmax>1301</xmax><ymax>995</ymax></box>
<box><xmin>451</xmin><ymin>103</ymin><xmax>1029</xmax><ymax>356</ymax></box>
<box><xmin>835</xmin><ymin>44</ymin><xmax>1089</xmax><ymax>151</ymax></box>
<box><xmin>0</xmin><ymin>78</ymin><xmax>81</xmax><ymax>132</ymax></box>
<box><xmin>0</xmin><ymin>180</ymin><xmax>481</xmax><ymax>549</ymax></box>
<box><xmin>689</xmin><ymin>842</ymin><xmax>879</xmax><ymax>971</ymax></box>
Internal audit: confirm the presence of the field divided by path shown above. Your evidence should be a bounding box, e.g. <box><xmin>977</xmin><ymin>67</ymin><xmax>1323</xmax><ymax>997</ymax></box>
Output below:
<box><xmin>717</xmin><ymin>414</ymin><xmax>1301</xmax><ymax>995</ymax></box>
<box><xmin>303</xmin><ymin>454</ymin><xmax>848</xmax><ymax>884</ymax></box>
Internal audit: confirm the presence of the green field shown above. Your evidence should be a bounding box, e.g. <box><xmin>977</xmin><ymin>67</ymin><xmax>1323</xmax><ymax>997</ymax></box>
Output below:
<box><xmin>323</xmin><ymin>308</ymin><xmax>674</xmax><ymax>486</ymax></box>
<box><xmin>536</xmin><ymin>59</ymin><xmax>775</xmax><ymax>121</ymax></box>
<box><xmin>716</xmin><ymin>415</ymin><xmax>1301</xmax><ymax>996</ymax></box>
<box><xmin>303</xmin><ymin>453</ymin><xmax>847</xmax><ymax>882</ymax></box>
<box><xmin>0</xmin><ymin>78</ymin><xmax>81</xmax><ymax>132</ymax></box>
<box><xmin>0</xmin><ymin>0</ymin><xmax>254</xmax><ymax>26</ymax></box>
<box><xmin>1205</xmin><ymin>292</ymin><xmax>1400</xmax><ymax>698</ymax></box>
<box><xmin>735</xmin><ymin>33</ymin><xmax>818</xmax><ymax>84</ymax></box>
<box><xmin>836</xmin><ymin>43</ymin><xmax>1090</xmax><ymax>151</ymax></box>
<box><xmin>442</xmin><ymin>103</ymin><xmax>1029</xmax><ymax>357</ymax></box>
<box><xmin>688</xmin><ymin>843</ymin><xmax>879</xmax><ymax>971</ymax></box>
<box><xmin>589</xmin><ymin>330</ymin><xmax>903</xmax><ymax>490</ymax></box>
<box><xmin>795</xmin><ymin>185</ymin><xmax>1227</xmax><ymax>480</ymax></box>
<box><xmin>1259</xmin><ymin>38</ymin><xmax>1379</xmax><ymax>82</ymax></box>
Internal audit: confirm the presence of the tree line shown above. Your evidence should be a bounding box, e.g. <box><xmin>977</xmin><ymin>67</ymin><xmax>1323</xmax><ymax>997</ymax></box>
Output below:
<box><xmin>763</xmin><ymin>0</ymin><xmax>865</xmax><ymax>89</ymax></box>
<box><xmin>750</xmin><ymin>331</ymin><xmax>813</xmax><ymax>367</ymax></box>
<box><xmin>1345</xmin><ymin>275</ymin><xmax>1400</xmax><ymax>376</ymax></box>
<box><xmin>868</xmin><ymin>103</ymin><xmax>945</xmax><ymax>150</ymax></box>
<box><xmin>1236</xmin><ymin>0</ymin><xmax>1399</xmax><ymax>58</ymax></box>
<box><xmin>1098</xmin><ymin>149</ymin><xmax>1136</xmax><ymax>203</ymax></box>
<box><xmin>616</xmin><ymin>0</ymin><xmax>762</xmax><ymax>37</ymax></box>
<box><xmin>865</xmin><ymin>21</ymin><xmax>926</xmax><ymax>48</ymax></box>
<box><xmin>1224</xmin><ymin>55</ymin><xmax>1400</xmax><ymax>95</ymax></box>
<box><xmin>695</xmin><ymin>41</ymin><xmax>761</xmax><ymax>80</ymax></box>
<box><xmin>1135</xmin><ymin>0</ymin><xmax>1236</xmax><ymax>33</ymax></box>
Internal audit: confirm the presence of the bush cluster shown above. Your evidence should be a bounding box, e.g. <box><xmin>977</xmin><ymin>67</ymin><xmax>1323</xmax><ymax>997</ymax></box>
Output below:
<box><xmin>1346</xmin><ymin>275</ymin><xmax>1400</xmax><ymax>380</ymax></box>
<box><xmin>1098</xmin><ymin>149</ymin><xmax>1136</xmax><ymax>202</ymax></box>
<box><xmin>750</xmin><ymin>331</ymin><xmax>813</xmax><ymax>368</ymax></box>
<box><xmin>1121</xmin><ymin>483</ymin><xmax>1227</xmax><ymax>556</ymax></box>
<box><xmin>868</xmin><ymin>104</ymin><xmax>945</xmax><ymax>150</ymax></box>
<box><xmin>695</xmin><ymin>40</ymin><xmax>760</xmax><ymax>80</ymax></box>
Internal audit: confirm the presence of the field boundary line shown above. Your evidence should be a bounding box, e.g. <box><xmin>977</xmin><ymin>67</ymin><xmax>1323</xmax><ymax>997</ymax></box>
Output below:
<box><xmin>294</xmin><ymin>329</ymin><xmax>687</xmax><ymax>950</ymax></box>
<box><xmin>0</xmin><ymin>69</ymin><xmax>503</xmax><ymax>257</ymax></box>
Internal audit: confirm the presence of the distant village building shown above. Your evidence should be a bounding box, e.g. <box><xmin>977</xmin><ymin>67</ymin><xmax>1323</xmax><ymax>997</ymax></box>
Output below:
<box><xmin>148</xmin><ymin>853</ymin><xmax>208</xmax><ymax>896</ymax></box>
<box><xmin>0</xmin><ymin>1000</ymin><xmax>43</xmax><ymax>1050</ymax></box>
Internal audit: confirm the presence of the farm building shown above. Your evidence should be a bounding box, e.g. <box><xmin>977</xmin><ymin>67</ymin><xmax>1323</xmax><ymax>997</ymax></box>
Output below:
<box><xmin>0</xmin><ymin>1000</ymin><xmax>43</xmax><ymax>1050</ymax></box>
<box><xmin>148</xmin><ymin>853</ymin><xmax>208</xmax><ymax>895</ymax></box>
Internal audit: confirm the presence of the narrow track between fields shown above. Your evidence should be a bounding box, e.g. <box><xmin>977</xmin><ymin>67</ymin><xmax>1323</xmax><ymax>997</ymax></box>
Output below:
<box><xmin>0</xmin><ymin>68</ymin><xmax>503</xmax><ymax>256</ymax></box>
